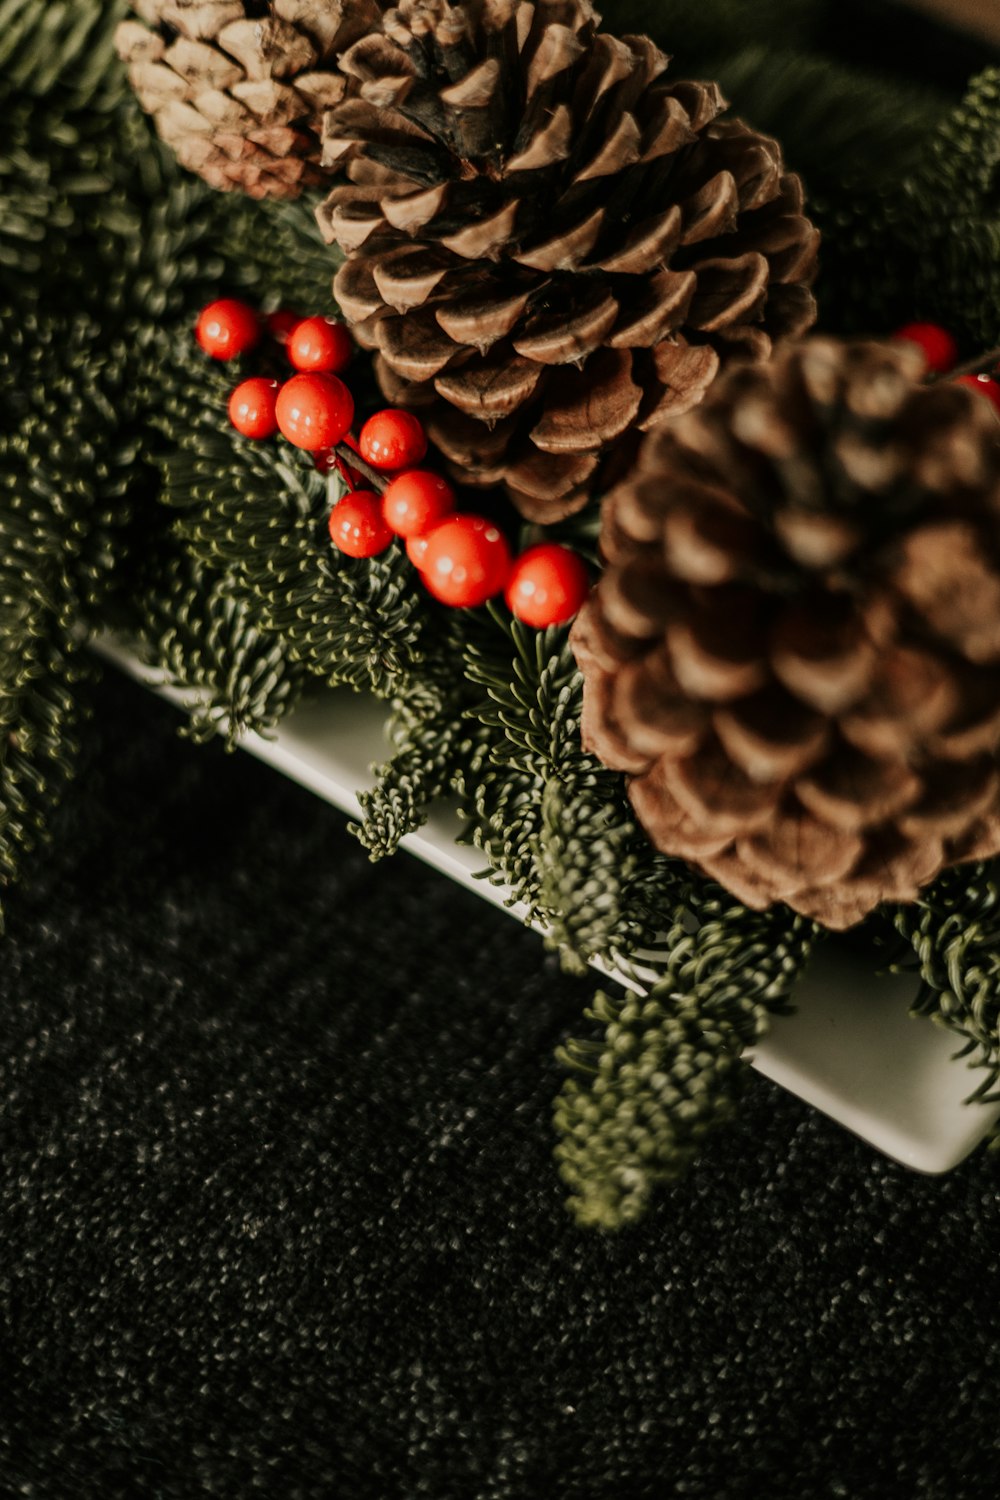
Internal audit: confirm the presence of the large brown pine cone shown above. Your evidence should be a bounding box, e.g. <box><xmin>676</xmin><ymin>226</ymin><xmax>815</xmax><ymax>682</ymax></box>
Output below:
<box><xmin>572</xmin><ymin>338</ymin><xmax>1000</xmax><ymax>930</ymax></box>
<box><xmin>116</xmin><ymin>0</ymin><xmax>382</xmax><ymax>199</ymax></box>
<box><xmin>320</xmin><ymin>0</ymin><xmax>819</xmax><ymax>522</ymax></box>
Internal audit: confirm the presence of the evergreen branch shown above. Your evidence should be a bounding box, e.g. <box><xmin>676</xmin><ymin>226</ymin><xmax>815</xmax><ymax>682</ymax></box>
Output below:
<box><xmin>0</xmin><ymin>627</ymin><xmax>95</xmax><ymax>931</ymax></box>
<box><xmin>921</xmin><ymin>66</ymin><xmax>1000</xmax><ymax>201</ymax></box>
<box><xmin>127</xmin><ymin>550</ymin><xmax>308</xmax><ymax>747</ymax></box>
<box><xmin>554</xmin><ymin>894</ymin><xmax>817</xmax><ymax>1229</ymax></box>
<box><xmin>0</xmin><ymin>0</ymin><xmax>129</xmax><ymax>108</ymax></box>
<box><xmin>890</xmin><ymin>865</ymin><xmax>1000</xmax><ymax>1103</ymax></box>
<box><xmin>352</xmin><ymin>700</ymin><xmax>468</xmax><ymax>859</ymax></box>
<box><xmin>455</xmin><ymin>608</ymin><xmax>687</xmax><ymax>968</ymax></box>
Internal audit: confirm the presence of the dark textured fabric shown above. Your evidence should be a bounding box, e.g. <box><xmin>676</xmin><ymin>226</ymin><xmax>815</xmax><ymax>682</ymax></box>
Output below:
<box><xmin>2</xmin><ymin>670</ymin><xmax>1000</xmax><ymax>1500</ymax></box>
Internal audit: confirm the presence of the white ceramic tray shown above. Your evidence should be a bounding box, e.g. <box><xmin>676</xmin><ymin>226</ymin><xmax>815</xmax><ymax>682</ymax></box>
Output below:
<box><xmin>98</xmin><ymin>639</ymin><xmax>1000</xmax><ymax>1174</ymax></box>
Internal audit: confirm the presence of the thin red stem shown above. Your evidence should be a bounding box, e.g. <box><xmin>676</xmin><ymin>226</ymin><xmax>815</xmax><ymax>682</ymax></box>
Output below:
<box><xmin>929</xmin><ymin>345</ymin><xmax>1000</xmax><ymax>382</ymax></box>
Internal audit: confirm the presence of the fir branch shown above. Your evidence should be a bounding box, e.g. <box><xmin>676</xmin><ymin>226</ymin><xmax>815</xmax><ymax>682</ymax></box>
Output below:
<box><xmin>890</xmin><ymin>865</ymin><xmax>1000</xmax><ymax>1103</ymax></box>
<box><xmin>922</xmin><ymin>65</ymin><xmax>1000</xmax><ymax>201</ymax></box>
<box><xmin>0</xmin><ymin>307</ymin><xmax>156</xmax><ymax>633</ymax></box>
<box><xmin>0</xmin><ymin>0</ymin><xmax>129</xmax><ymax>108</ymax></box>
<box><xmin>0</xmin><ymin>626</ymin><xmax>95</xmax><ymax>931</ymax></box>
<box><xmin>352</xmin><ymin>700</ymin><xmax>468</xmax><ymax>859</ymax></box>
<box><xmin>554</xmin><ymin>894</ymin><xmax>817</xmax><ymax>1229</ymax></box>
<box><xmin>128</xmin><ymin>550</ymin><xmax>308</xmax><ymax>748</ymax></box>
<box><xmin>455</xmin><ymin>608</ymin><xmax>686</xmax><ymax>969</ymax></box>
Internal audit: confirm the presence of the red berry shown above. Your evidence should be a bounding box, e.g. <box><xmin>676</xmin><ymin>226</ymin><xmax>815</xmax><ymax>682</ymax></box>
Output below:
<box><xmin>382</xmin><ymin>469</ymin><xmax>455</xmax><ymax>537</ymax></box>
<box><xmin>228</xmin><ymin>377</ymin><xmax>280</xmax><ymax>439</ymax></box>
<box><xmin>195</xmin><ymin>298</ymin><xmax>261</xmax><ymax>360</ymax></box>
<box><xmin>359</xmin><ymin>408</ymin><xmax>427</xmax><ymax>471</ymax></box>
<box><xmin>957</xmin><ymin>373</ymin><xmax>1000</xmax><ymax>416</ymax></box>
<box><xmin>267</xmin><ymin>309</ymin><xmax>302</xmax><ymax>346</ymax></box>
<box><xmin>313</xmin><ymin>449</ymin><xmax>338</xmax><ymax>475</ymax></box>
<box><xmin>505</xmin><ymin>544</ymin><xmax>590</xmax><ymax>628</ymax></box>
<box><xmin>406</xmin><ymin>533</ymin><xmax>433</xmax><ymax>571</ymax></box>
<box><xmin>892</xmin><ymin>321</ymin><xmax>958</xmax><ymax>375</ymax></box>
<box><xmin>420</xmin><ymin>515</ymin><xmax>512</xmax><ymax>608</ymax></box>
<box><xmin>328</xmin><ymin>491</ymin><xmax>394</xmax><ymax>558</ymax></box>
<box><xmin>288</xmin><ymin>316</ymin><xmax>353</xmax><ymax>374</ymax></box>
<box><xmin>275</xmin><ymin>373</ymin><xmax>354</xmax><ymax>451</ymax></box>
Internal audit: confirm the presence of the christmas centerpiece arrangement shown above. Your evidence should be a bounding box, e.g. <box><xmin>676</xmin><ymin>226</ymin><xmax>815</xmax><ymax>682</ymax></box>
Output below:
<box><xmin>6</xmin><ymin>0</ymin><xmax>1000</xmax><ymax>1227</ymax></box>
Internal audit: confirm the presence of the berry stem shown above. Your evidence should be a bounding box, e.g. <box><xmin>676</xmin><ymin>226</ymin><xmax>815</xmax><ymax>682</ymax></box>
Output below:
<box><xmin>931</xmin><ymin>345</ymin><xmax>1000</xmax><ymax>382</ymax></box>
<box><xmin>332</xmin><ymin>454</ymin><xmax>358</xmax><ymax>493</ymax></box>
<box><xmin>334</xmin><ymin>440</ymin><xmax>387</xmax><ymax>494</ymax></box>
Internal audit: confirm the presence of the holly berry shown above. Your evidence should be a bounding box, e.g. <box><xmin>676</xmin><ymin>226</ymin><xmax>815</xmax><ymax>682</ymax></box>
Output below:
<box><xmin>328</xmin><ymin>491</ymin><xmax>394</xmax><ymax>558</ymax></box>
<box><xmin>266</xmin><ymin>309</ymin><xmax>301</xmax><ymax>346</ymax></box>
<box><xmin>420</xmin><ymin>515</ymin><xmax>512</xmax><ymax>608</ymax></box>
<box><xmin>275</xmin><ymin>373</ymin><xmax>354</xmax><ymax>451</ymax></box>
<box><xmin>196</xmin><ymin>298</ymin><xmax>261</xmax><ymax>360</ymax></box>
<box><xmin>505</xmin><ymin>543</ymin><xmax>590</xmax><ymax>628</ymax></box>
<box><xmin>228</xmin><ymin>377</ymin><xmax>281</xmax><ymax>440</ymax></box>
<box><xmin>382</xmin><ymin>469</ymin><xmax>455</xmax><ymax>537</ymax></box>
<box><xmin>957</xmin><ymin>373</ymin><xmax>1000</xmax><ymax>416</ymax></box>
<box><xmin>892</xmin><ymin>321</ymin><xmax>958</xmax><ymax>375</ymax></box>
<box><xmin>358</xmin><ymin>408</ymin><xmax>427</xmax><ymax>471</ymax></box>
<box><xmin>288</xmin><ymin>316</ymin><xmax>353</xmax><ymax>374</ymax></box>
<box><xmin>406</xmin><ymin>533</ymin><xmax>432</xmax><ymax>570</ymax></box>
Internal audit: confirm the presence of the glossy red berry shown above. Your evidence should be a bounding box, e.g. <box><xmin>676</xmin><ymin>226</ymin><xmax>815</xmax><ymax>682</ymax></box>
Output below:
<box><xmin>382</xmin><ymin>469</ymin><xmax>455</xmax><ymax>537</ymax></box>
<box><xmin>266</xmin><ymin>309</ymin><xmax>302</xmax><ymax>346</ymax></box>
<box><xmin>288</xmin><ymin>316</ymin><xmax>353</xmax><ymax>374</ymax></box>
<box><xmin>195</xmin><ymin>298</ymin><xmax>261</xmax><ymax>360</ymax></box>
<box><xmin>505</xmin><ymin>544</ymin><xmax>590</xmax><ymax>628</ymax></box>
<box><xmin>358</xmin><ymin>408</ymin><xmax>427</xmax><ymax>471</ymax></box>
<box><xmin>328</xmin><ymin>491</ymin><xmax>394</xmax><ymax>558</ymax></box>
<box><xmin>420</xmin><ymin>515</ymin><xmax>512</xmax><ymax>608</ymax></box>
<box><xmin>892</xmin><ymin>321</ymin><xmax>958</xmax><ymax>375</ymax></box>
<box><xmin>406</xmin><ymin>533</ymin><xmax>433</xmax><ymax>571</ymax></box>
<box><xmin>228</xmin><ymin>377</ymin><xmax>280</xmax><ymax>439</ymax></box>
<box><xmin>957</xmin><ymin>373</ymin><xmax>1000</xmax><ymax>415</ymax></box>
<box><xmin>275</xmin><ymin>373</ymin><xmax>354</xmax><ymax>451</ymax></box>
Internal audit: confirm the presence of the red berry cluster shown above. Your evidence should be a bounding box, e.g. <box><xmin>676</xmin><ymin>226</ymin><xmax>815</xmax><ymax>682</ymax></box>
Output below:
<box><xmin>892</xmin><ymin>320</ymin><xmax>1000</xmax><ymax>413</ymax></box>
<box><xmin>194</xmin><ymin>298</ymin><xmax>590</xmax><ymax>626</ymax></box>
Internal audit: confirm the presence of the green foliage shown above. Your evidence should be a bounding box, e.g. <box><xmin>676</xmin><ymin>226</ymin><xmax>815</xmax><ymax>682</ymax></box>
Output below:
<box><xmin>130</xmin><ymin>549</ymin><xmax>308</xmax><ymax>747</ymax></box>
<box><xmin>0</xmin><ymin>0</ymin><xmax>128</xmax><ymax>106</ymax></box>
<box><xmin>891</xmin><ymin>865</ymin><xmax>1000</xmax><ymax>1104</ymax></box>
<box><xmin>454</xmin><ymin>609</ymin><xmax>685</xmax><ymax>971</ymax></box>
<box><xmin>555</xmin><ymin>894</ymin><xmax>816</xmax><ymax>1228</ymax></box>
<box><xmin>0</xmin><ymin>626</ymin><xmax>95</xmax><ymax>930</ymax></box>
<box><xmin>353</xmin><ymin>698</ymin><xmax>468</xmax><ymax>858</ymax></box>
<box><xmin>0</xmin><ymin>308</ymin><xmax>150</xmax><ymax>624</ymax></box>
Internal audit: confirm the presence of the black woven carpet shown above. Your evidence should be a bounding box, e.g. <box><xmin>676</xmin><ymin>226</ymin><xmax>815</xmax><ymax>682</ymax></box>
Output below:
<box><xmin>3</xmin><ymin>669</ymin><xmax>1000</xmax><ymax>1499</ymax></box>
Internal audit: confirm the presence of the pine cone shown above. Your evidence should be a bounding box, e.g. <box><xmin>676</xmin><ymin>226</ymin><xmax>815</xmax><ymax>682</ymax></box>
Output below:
<box><xmin>572</xmin><ymin>338</ymin><xmax>1000</xmax><ymax>930</ymax></box>
<box><xmin>116</xmin><ymin>0</ymin><xmax>382</xmax><ymax>199</ymax></box>
<box><xmin>319</xmin><ymin>0</ymin><xmax>819</xmax><ymax>522</ymax></box>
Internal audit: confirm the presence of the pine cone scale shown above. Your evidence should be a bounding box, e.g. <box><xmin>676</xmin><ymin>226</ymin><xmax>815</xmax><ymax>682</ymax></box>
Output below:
<box><xmin>574</xmin><ymin>338</ymin><xmax>1000</xmax><ymax>929</ymax></box>
<box><xmin>317</xmin><ymin>0</ymin><xmax>818</xmax><ymax>519</ymax></box>
<box><xmin>118</xmin><ymin>0</ymin><xmax>381</xmax><ymax>199</ymax></box>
